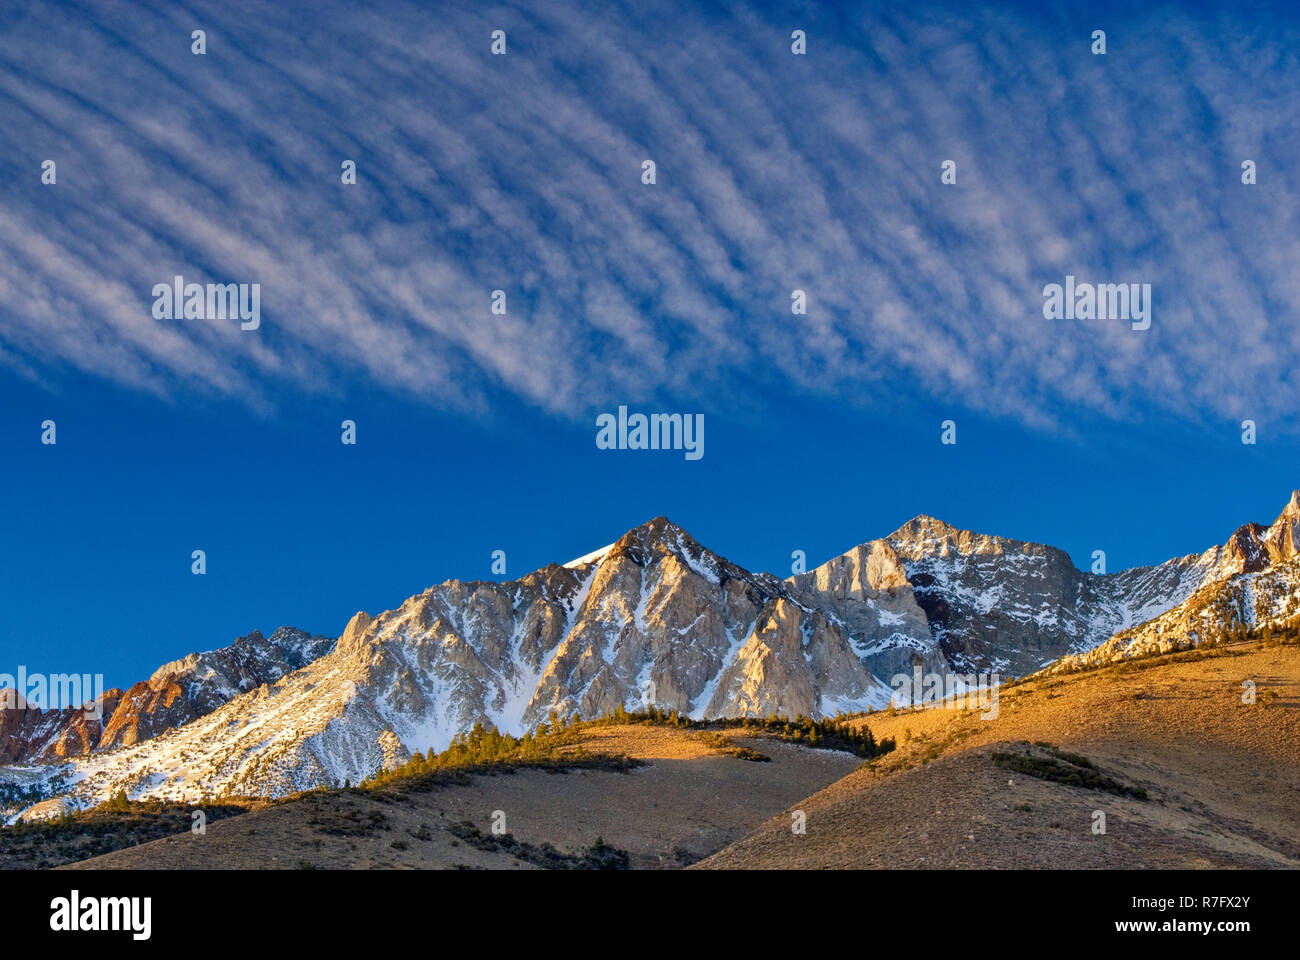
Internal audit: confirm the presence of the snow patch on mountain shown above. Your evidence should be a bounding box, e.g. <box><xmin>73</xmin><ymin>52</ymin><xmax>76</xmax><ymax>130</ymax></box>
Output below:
<box><xmin>11</xmin><ymin>493</ymin><xmax>1300</xmax><ymax>813</ymax></box>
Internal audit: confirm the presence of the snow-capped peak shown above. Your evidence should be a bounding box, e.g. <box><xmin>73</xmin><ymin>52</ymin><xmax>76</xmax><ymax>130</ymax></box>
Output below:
<box><xmin>563</xmin><ymin>543</ymin><xmax>615</xmax><ymax>569</ymax></box>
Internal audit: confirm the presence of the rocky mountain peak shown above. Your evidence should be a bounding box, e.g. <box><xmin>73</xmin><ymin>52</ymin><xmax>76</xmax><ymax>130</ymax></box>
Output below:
<box><xmin>1282</xmin><ymin>489</ymin><xmax>1300</xmax><ymax>517</ymax></box>
<box><xmin>337</xmin><ymin>611</ymin><xmax>375</xmax><ymax>655</ymax></box>
<box><xmin>792</xmin><ymin>539</ymin><xmax>911</xmax><ymax>595</ymax></box>
<box><xmin>1197</xmin><ymin>491</ymin><xmax>1300</xmax><ymax>578</ymax></box>
<box><xmin>888</xmin><ymin>513</ymin><xmax>979</xmax><ymax>552</ymax></box>
<box><xmin>0</xmin><ymin>625</ymin><xmax>337</xmax><ymax>767</ymax></box>
<box><xmin>587</xmin><ymin>517</ymin><xmax>743</xmax><ymax>591</ymax></box>
<box><xmin>607</xmin><ymin>516</ymin><xmax>697</xmax><ymax>561</ymax></box>
<box><xmin>1263</xmin><ymin>490</ymin><xmax>1300</xmax><ymax>563</ymax></box>
<box><xmin>886</xmin><ymin>514</ymin><xmax>1066</xmax><ymax>565</ymax></box>
<box><xmin>1221</xmin><ymin>522</ymin><xmax>1271</xmax><ymax>574</ymax></box>
<box><xmin>16</xmin><ymin>490</ymin><xmax>1300</xmax><ymax>813</ymax></box>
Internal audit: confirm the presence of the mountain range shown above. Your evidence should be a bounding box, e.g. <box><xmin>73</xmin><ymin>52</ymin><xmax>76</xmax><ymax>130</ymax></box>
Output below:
<box><xmin>5</xmin><ymin>491</ymin><xmax>1300</xmax><ymax>815</ymax></box>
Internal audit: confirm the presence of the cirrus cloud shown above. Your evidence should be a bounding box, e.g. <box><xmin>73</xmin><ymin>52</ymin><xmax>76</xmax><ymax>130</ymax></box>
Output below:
<box><xmin>0</xmin><ymin>0</ymin><xmax>1297</xmax><ymax>434</ymax></box>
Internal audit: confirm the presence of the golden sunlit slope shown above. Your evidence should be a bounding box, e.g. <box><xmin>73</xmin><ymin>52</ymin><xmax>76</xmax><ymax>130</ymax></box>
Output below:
<box><xmin>695</xmin><ymin>642</ymin><xmax>1300</xmax><ymax>869</ymax></box>
<box><xmin>55</xmin><ymin>724</ymin><xmax>862</xmax><ymax>870</ymax></box>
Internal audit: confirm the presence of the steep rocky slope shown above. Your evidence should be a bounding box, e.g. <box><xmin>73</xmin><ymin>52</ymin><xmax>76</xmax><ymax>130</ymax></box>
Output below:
<box><xmin>1049</xmin><ymin>492</ymin><xmax>1300</xmax><ymax>671</ymax></box>
<box><xmin>885</xmin><ymin>517</ymin><xmax>1210</xmax><ymax>675</ymax></box>
<box><xmin>13</xmin><ymin>519</ymin><xmax>906</xmax><ymax>807</ymax></box>
<box><xmin>879</xmin><ymin>493</ymin><xmax>1300</xmax><ymax>676</ymax></box>
<box><xmin>8</xmin><ymin>492</ymin><xmax>1300</xmax><ymax>812</ymax></box>
<box><xmin>0</xmin><ymin>627</ymin><xmax>334</xmax><ymax>764</ymax></box>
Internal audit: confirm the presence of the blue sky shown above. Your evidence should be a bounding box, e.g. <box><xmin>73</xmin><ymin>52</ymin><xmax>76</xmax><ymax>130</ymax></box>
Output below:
<box><xmin>2</xmin><ymin>0</ymin><xmax>1300</xmax><ymax>690</ymax></box>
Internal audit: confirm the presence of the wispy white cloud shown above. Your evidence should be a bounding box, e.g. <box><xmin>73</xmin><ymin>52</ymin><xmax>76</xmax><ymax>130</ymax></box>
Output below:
<box><xmin>1</xmin><ymin>0</ymin><xmax>1298</xmax><ymax>433</ymax></box>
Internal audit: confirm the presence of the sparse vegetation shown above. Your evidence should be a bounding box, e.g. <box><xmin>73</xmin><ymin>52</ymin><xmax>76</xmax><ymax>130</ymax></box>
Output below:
<box><xmin>693</xmin><ymin>730</ymin><xmax>769</xmax><ymax>761</ymax></box>
<box><xmin>359</xmin><ymin>719</ymin><xmax>645</xmax><ymax>794</ymax></box>
<box><xmin>581</xmin><ymin>705</ymin><xmax>894</xmax><ymax>759</ymax></box>
<box><xmin>1032</xmin><ymin>620</ymin><xmax>1300</xmax><ymax>682</ymax></box>
<box><xmin>303</xmin><ymin>801</ymin><xmax>389</xmax><ymax>837</ymax></box>
<box><xmin>0</xmin><ymin>798</ymin><xmax>252</xmax><ymax>870</ymax></box>
<box><xmin>992</xmin><ymin>744</ymin><xmax>1149</xmax><ymax>801</ymax></box>
<box><xmin>0</xmin><ymin>702</ymin><xmax>888</xmax><ymax>870</ymax></box>
<box><xmin>445</xmin><ymin>820</ymin><xmax>630</xmax><ymax>870</ymax></box>
<box><xmin>359</xmin><ymin>706</ymin><xmax>892</xmax><ymax>794</ymax></box>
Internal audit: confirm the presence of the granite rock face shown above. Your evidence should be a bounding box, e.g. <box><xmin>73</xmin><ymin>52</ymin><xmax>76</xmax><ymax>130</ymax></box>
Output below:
<box><xmin>0</xmin><ymin>627</ymin><xmax>335</xmax><ymax>764</ymax></box>
<box><xmin>11</xmin><ymin>494</ymin><xmax>1300</xmax><ymax>809</ymax></box>
<box><xmin>788</xmin><ymin>539</ymin><xmax>943</xmax><ymax>683</ymax></box>
<box><xmin>878</xmin><ymin>504</ymin><xmax>1296</xmax><ymax>676</ymax></box>
<box><xmin>1050</xmin><ymin>492</ymin><xmax>1300</xmax><ymax>671</ymax></box>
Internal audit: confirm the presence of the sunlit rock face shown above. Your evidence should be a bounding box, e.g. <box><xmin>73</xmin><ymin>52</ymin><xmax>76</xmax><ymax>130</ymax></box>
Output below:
<box><xmin>0</xmin><ymin>627</ymin><xmax>335</xmax><ymax>764</ymax></box>
<box><xmin>13</xmin><ymin>494</ymin><xmax>1300</xmax><ymax>809</ymax></box>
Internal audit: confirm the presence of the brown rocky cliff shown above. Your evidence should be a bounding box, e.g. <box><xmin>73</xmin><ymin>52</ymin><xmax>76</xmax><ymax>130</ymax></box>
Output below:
<box><xmin>0</xmin><ymin>626</ymin><xmax>334</xmax><ymax>765</ymax></box>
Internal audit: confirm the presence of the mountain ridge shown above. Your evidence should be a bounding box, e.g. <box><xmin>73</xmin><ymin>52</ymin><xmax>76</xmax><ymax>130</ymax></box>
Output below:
<box><xmin>6</xmin><ymin>491</ymin><xmax>1300</xmax><ymax>814</ymax></box>
<box><xmin>0</xmin><ymin>627</ymin><xmax>335</xmax><ymax>767</ymax></box>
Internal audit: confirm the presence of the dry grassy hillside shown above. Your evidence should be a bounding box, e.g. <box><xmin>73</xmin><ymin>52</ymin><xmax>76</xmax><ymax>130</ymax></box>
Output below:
<box><xmin>22</xmin><ymin>641</ymin><xmax>1299</xmax><ymax>871</ymax></box>
<box><xmin>54</xmin><ymin>724</ymin><xmax>861</xmax><ymax>870</ymax></box>
<box><xmin>697</xmin><ymin>642</ymin><xmax>1300</xmax><ymax>868</ymax></box>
